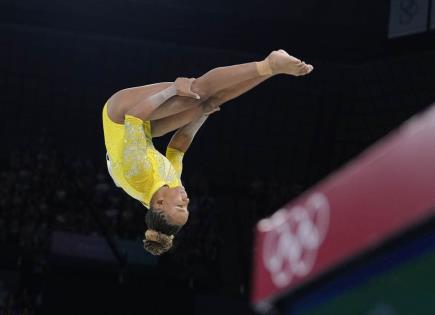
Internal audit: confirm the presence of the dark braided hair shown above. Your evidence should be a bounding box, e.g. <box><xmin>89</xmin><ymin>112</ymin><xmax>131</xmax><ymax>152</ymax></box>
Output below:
<box><xmin>143</xmin><ymin>207</ymin><xmax>182</xmax><ymax>255</ymax></box>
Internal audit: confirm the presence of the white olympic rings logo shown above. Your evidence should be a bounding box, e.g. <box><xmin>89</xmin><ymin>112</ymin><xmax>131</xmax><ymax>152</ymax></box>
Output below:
<box><xmin>259</xmin><ymin>192</ymin><xmax>330</xmax><ymax>288</ymax></box>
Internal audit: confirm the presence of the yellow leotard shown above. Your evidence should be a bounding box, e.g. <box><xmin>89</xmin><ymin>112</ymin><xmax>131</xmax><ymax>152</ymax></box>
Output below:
<box><xmin>102</xmin><ymin>103</ymin><xmax>184</xmax><ymax>208</ymax></box>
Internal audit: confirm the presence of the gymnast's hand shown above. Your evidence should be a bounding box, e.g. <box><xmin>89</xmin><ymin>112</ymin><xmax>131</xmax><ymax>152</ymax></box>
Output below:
<box><xmin>174</xmin><ymin>77</ymin><xmax>201</xmax><ymax>99</ymax></box>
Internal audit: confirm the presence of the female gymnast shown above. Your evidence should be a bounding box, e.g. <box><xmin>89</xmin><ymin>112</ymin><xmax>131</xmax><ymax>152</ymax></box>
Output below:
<box><xmin>102</xmin><ymin>49</ymin><xmax>313</xmax><ymax>255</ymax></box>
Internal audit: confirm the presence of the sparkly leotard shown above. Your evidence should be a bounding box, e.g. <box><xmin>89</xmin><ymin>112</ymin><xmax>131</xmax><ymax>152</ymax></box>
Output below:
<box><xmin>102</xmin><ymin>103</ymin><xmax>184</xmax><ymax>208</ymax></box>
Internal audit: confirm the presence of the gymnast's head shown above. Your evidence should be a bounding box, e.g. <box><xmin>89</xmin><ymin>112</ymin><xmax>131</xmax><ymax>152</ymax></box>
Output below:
<box><xmin>143</xmin><ymin>185</ymin><xmax>190</xmax><ymax>255</ymax></box>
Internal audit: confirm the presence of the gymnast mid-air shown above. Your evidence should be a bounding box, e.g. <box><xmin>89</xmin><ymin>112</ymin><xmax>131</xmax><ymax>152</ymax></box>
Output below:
<box><xmin>102</xmin><ymin>49</ymin><xmax>313</xmax><ymax>255</ymax></box>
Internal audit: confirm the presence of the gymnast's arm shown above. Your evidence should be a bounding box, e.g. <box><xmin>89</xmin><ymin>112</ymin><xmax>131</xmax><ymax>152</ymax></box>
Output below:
<box><xmin>167</xmin><ymin>112</ymin><xmax>210</xmax><ymax>153</ymax></box>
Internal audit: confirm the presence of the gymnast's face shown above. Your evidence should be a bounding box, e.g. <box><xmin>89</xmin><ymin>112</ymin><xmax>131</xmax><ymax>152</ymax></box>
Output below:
<box><xmin>153</xmin><ymin>186</ymin><xmax>190</xmax><ymax>226</ymax></box>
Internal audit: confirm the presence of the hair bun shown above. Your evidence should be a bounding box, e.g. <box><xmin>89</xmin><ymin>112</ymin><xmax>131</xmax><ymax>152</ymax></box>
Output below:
<box><xmin>143</xmin><ymin>229</ymin><xmax>174</xmax><ymax>255</ymax></box>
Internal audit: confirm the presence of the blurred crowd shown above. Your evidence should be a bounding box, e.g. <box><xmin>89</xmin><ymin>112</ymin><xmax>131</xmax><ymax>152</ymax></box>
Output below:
<box><xmin>0</xmin><ymin>148</ymin><xmax>225</xmax><ymax>314</ymax></box>
<box><xmin>0</xmin><ymin>146</ymin><xmax>303</xmax><ymax>314</ymax></box>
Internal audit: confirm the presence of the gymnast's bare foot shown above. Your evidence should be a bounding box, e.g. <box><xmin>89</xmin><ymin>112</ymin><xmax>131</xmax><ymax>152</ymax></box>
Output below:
<box><xmin>267</xmin><ymin>49</ymin><xmax>313</xmax><ymax>76</ymax></box>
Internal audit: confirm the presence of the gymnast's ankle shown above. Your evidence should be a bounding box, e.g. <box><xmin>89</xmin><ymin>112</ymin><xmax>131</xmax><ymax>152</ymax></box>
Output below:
<box><xmin>256</xmin><ymin>59</ymin><xmax>273</xmax><ymax>76</ymax></box>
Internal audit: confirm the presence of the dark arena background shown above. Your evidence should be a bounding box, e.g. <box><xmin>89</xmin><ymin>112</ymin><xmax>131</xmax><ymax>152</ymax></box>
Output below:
<box><xmin>1</xmin><ymin>0</ymin><xmax>435</xmax><ymax>314</ymax></box>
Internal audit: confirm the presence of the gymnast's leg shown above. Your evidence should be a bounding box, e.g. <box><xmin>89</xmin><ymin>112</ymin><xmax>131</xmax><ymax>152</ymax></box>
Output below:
<box><xmin>108</xmin><ymin>50</ymin><xmax>312</xmax><ymax>124</ymax></box>
<box><xmin>147</xmin><ymin>50</ymin><xmax>313</xmax><ymax>120</ymax></box>
<box><xmin>151</xmin><ymin>53</ymin><xmax>313</xmax><ymax>138</ymax></box>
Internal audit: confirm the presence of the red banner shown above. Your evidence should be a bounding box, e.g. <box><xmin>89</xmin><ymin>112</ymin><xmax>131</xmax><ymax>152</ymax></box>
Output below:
<box><xmin>252</xmin><ymin>103</ymin><xmax>435</xmax><ymax>304</ymax></box>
